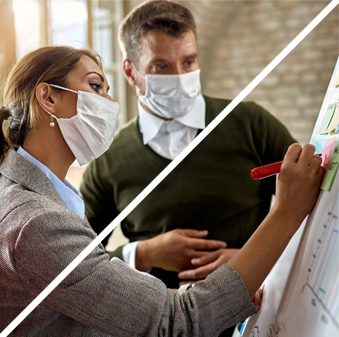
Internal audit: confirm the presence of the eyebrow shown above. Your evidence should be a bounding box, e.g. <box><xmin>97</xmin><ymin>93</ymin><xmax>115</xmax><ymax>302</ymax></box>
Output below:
<box><xmin>86</xmin><ymin>72</ymin><xmax>110</xmax><ymax>92</ymax></box>
<box><xmin>150</xmin><ymin>52</ymin><xmax>198</xmax><ymax>64</ymax></box>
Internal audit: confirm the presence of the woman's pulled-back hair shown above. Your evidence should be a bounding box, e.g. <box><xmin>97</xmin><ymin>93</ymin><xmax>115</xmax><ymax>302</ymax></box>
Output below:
<box><xmin>119</xmin><ymin>0</ymin><xmax>196</xmax><ymax>66</ymax></box>
<box><xmin>0</xmin><ymin>45</ymin><xmax>103</xmax><ymax>164</ymax></box>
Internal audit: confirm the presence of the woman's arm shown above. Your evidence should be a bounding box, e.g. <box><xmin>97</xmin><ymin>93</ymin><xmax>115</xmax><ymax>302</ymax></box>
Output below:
<box><xmin>228</xmin><ymin>143</ymin><xmax>324</xmax><ymax>297</ymax></box>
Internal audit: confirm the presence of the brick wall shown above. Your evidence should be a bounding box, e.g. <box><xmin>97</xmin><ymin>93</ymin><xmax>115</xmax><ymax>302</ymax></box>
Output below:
<box><xmin>124</xmin><ymin>1</ymin><xmax>338</xmax><ymax>145</ymax></box>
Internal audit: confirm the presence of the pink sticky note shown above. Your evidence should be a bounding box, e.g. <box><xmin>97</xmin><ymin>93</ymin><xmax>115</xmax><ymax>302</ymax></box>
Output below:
<box><xmin>321</xmin><ymin>138</ymin><xmax>336</xmax><ymax>170</ymax></box>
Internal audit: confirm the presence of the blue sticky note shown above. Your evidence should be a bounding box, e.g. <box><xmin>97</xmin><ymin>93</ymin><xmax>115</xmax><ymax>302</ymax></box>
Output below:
<box><xmin>314</xmin><ymin>139</ymin><xmax>326</xmax><ymax>154</ymax></box>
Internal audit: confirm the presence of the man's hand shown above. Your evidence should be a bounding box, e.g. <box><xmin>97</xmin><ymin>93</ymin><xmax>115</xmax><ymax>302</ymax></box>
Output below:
<box><xmin>135</xmin><ymin>229</ymin><xmax>227</xmax><ymax>272</ymax></box>
<box><xmin>178</xmin><ymin>248</ymin><xmax>240</xmax><ymax>285</ymax></box>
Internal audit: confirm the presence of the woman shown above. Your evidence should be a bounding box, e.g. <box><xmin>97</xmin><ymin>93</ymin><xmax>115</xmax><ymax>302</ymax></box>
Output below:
<box><xmin>0</xmin><ymin>46</ymin><xmax>324</xmax><ymax>336</ymax></box>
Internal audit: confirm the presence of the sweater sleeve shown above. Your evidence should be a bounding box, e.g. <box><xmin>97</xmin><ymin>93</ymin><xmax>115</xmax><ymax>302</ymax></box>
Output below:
<box><xmin>80</xmin><ymin>153</ymin><xmax>120</xmax><ymax>248</ymax></box>
<box><xmin>14</xmin><ymin>206</ymin><xmax>256</xmax><ymax>336</ymax></box>
<box><xmin>247</xmin><ymin>102</ymin><xmax>297</xmax><ymax>165</ymax></box>
<box><xmin>244</xmin><ymin>102</ymin><xmax>297</xmax><ymax>195</ymax></box>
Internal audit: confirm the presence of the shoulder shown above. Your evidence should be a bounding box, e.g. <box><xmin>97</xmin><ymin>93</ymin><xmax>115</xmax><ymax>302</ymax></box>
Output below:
<box><xmin>0</xmin><ymin>170</ymin><xmax>90</xmax><ymax>231</ymax></box>
<box><xmin>0</xmin><ymin>185</ymin><xmax>98</xmax><ymax>269</ymax></box>
<box><xmin>0</xmin><ymin>185</ymin><xmax>90</xmax><ymax>234</ymax></box>
<box><xmin>203</xmin><ymin>94</ymin><xmax>277</xmax><ymax>127</ymax></box>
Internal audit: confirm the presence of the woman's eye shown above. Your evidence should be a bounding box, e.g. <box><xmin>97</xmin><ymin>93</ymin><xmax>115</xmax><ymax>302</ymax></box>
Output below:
<box><xmin>90</xmin><ymin>83</ymin><xmax>102</xmax><ymax>92</ymax></box>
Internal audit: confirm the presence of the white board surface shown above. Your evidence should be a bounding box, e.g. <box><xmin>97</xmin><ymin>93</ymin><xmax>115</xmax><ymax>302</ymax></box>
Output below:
<box><xmin>241</xmin><ymin>59</ymin><xmax>339</xmax><ymax>337</ymax></box>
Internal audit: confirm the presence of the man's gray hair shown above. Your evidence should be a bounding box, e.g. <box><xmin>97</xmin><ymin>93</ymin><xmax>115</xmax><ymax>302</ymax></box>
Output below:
<box><xmin>118</xmin><ymin>0</ymin><xmax>197</xmax><ymax>66</ymax></box>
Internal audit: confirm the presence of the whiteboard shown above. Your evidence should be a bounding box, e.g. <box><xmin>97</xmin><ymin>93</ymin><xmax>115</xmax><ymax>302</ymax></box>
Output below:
<box><xmin>241</xmin><ymin>59</ymin><xmax>339</xmax><ymax>337</ymax></box>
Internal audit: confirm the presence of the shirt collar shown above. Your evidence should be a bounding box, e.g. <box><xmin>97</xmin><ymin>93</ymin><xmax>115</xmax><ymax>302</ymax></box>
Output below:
<box><xmin>17</xmin><ymin>146</ymin><xmax>85</xmax><ymax>219</ymax></box>
<box><xmin>138</xmin><ymin>94</ymin><xmax>206</xmax><ymax>145</ymax></box>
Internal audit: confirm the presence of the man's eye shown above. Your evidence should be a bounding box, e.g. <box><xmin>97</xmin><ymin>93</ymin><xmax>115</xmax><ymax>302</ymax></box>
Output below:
<box><xmin>90</xmin><ymin>83</ymin><xmax>102</xmax><ymax>92</ymax></box>
<box><xmin>154</xmin><ymin>65</ymin><xmax>167</xmax><ymax>72</ymax></box>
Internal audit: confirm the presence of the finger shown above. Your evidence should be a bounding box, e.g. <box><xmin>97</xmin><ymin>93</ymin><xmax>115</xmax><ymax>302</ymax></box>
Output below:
<box><xmin>180</xmin><ymin>229</ymin><xmax>209</xmax><ymax>238</ymax></box>
<box><xmin>252</xmin><ymin>293</ymin><xmax>261</xmax><ymax>311</ymax></box>
<box><xmin>252</xmin><ymin>289</ymin><xmax>263</xmax><ymax>311</ymax></box>
<box><xmin>191</xmin><ymin>250</ymin><xmax>221</xmax><ymax>266</ymax></box>
<box><xmin>309</xmin><ymin>154</ymin><xmax>323</xmax><ymax>175</ymax></box>
<box><xmin>179</xmin><ymin>280</ymin><xmax>199</xmax><ymax>286</ymax></box>
<box><xmin>283</xmin><ymin>143</ymin><xmax>302</xmax><ymax>163</ymax></box>
<box><xmin>297</xmin><ymin>144</ymin><xmax>317</xmax><ymax>167</ymax></box>
<box><xmin>178</xmin><ymin>263</ymin><xmax>216</xmax><ymax>280</ymax></box>
<box><xmin>188</xmin><ymin>238</ymin><xmax>227</xmax><ymax>250</ymax></box>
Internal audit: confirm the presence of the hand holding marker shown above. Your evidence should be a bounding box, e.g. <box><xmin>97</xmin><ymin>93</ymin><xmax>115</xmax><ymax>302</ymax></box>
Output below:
<box><xmin>251</xmin><ymin>154</ymin><xmax>322</xmax><ymax>180</ymax></box>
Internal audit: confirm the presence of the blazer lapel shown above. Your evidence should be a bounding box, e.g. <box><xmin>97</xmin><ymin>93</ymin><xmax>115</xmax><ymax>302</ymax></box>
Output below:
<box><xmin>0</xmin><ymin>148</ymin><xmax>66</xmax><ymax>208</ymax></box>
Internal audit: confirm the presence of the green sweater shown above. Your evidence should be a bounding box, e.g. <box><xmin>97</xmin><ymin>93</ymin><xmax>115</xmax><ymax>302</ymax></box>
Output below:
<box><xmin>81</xmin><ymin>95</ymin><xmax>296</xmax><ymax>288</ymax></box>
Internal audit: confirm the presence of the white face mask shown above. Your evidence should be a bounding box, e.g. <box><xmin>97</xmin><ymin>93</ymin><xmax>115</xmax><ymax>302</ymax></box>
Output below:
<box><xmin>135</xmin><ymin>67</ymin><xmax>201</xmax><ymax>119</ymax></box>
<box><xmin>43</xmin><ymin>84</ymin><xmax>120</xmax><ymax>166</ymax></box>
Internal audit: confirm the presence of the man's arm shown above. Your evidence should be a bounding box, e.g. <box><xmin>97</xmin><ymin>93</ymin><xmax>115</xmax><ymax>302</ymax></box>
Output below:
<box><xmin>81</xmin><ymin>154</ymin><xmax>227</xmax><ymax>269</ymax></box>
<box><xmin>178</xmin><ymin>102</ymin><xmax>297</xmax><ymax>282</ymax></box>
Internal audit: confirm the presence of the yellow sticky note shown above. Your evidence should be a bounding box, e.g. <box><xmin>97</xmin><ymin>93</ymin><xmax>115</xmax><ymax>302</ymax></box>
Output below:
<box><xmin>318</xmin><ymin>92</ymin><xmax>339</xmax><ymax>134</ymax></box>
<box><xmin>326</xmin><ymin>104</ymin><xmax>339</xmax><ymax>133</ymax></box>
<box><xmin>333</xmin><ymin>72</ymin><xmax>339</xmax><ymax>87</ymax></box>
<box><xmin>321</xmin><ymin>140</ymin><xmax>339</xmax><ymax>192</ymax></box>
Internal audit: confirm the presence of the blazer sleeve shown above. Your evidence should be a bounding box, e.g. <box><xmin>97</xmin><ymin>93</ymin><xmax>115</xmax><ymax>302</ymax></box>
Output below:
<box><xmin>14</xmin><ymin>205</ymin><xmax>256</xmax><ymax>336</ymax></box>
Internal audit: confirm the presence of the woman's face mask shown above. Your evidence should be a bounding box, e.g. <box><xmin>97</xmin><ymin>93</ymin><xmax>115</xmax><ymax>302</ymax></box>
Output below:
<box><xmin>134</xmin><ymin>66</ymin><xmax>201</xmax><ymax>119</ymax></box>
<box><xmin>42</xmin><ymin>84</ymin><xmax>120</xmax><ymax>166</ymax></box>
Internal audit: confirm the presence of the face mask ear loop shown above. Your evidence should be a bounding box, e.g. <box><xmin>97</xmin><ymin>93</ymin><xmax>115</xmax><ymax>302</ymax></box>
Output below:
<box><xmin>47</xmin><ymin>84</ymin><xmax>78</xmax><ymax>127</ymax></box>
<box><xmin>131</xmin><ymin>63</ymin><xmax>145</xmax><ymax>79</ymax></box>
<box><xmin>49</xmin><ymin>84</ymin><xmax>78</xmax><ymax>94</ymax></box>
<box><xmin>131</xmin><ymin>63</ymin><xmax>148</xmax><ymax>100</ymax></box>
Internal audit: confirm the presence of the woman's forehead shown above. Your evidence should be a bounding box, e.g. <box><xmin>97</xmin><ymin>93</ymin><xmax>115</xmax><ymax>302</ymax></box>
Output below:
<box><xmin>72</xmin><ymin>55</ymin><xmax>104</xmax><ymax>76</ymax></box>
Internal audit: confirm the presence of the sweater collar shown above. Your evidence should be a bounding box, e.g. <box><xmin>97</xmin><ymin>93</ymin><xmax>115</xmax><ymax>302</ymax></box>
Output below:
<box><xmin>138</xmin><ymin>94</ymin><xmax>206</xmax><ymax>145</ymax></box>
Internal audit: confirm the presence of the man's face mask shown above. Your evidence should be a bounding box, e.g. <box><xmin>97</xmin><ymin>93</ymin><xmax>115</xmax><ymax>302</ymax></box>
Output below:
<box><xmin>134</xmin><ymin>65</ymin><xmax>201</xmax><ymax>119</ymax></box>
<box><xmin>41</xmin><ymin>84</ymin><xmax>120</xmax><ymax>166</ymax></box>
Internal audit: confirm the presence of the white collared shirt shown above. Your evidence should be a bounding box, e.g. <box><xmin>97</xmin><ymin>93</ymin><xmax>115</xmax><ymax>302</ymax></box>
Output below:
<box><xmin>138</xmin><ymin>94</ymin><xmax>206</xmax><ymax>159</ymax></box>
<box><xmin>121</xmin><ymin>94</ymin><xmax>206</xmax><ymax>270</ymax></box>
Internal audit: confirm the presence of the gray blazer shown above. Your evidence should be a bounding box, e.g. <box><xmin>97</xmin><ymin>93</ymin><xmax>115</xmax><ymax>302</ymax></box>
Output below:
<box><xmin>0</xmin><ymin>148</ymin><xmax>256</xmax><ymax>336</ymax></box>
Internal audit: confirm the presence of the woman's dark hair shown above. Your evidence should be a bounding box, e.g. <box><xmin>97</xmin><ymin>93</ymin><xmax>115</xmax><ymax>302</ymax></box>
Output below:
<box><xmin>0</xmin><ymin>45</ymin><xmax>103</xmax><ymax>164</ymax></box>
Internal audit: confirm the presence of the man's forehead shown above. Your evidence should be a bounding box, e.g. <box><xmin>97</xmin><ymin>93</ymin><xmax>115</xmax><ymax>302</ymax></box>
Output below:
<box><xmin>139</xmin><ymin>30</ymin><xmax>197</xmax><ymax>61</ymax></box>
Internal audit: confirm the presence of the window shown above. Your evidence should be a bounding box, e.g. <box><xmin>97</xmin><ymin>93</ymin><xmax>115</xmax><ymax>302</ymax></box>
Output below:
<box><xmin>89</xmin><ymin>0</ymin><xmax>127</xmax><ymax>128</ymax></box>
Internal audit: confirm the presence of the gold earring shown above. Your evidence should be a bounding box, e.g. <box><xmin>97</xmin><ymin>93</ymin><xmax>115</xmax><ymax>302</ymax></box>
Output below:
<box><xmin>50</xmin><ymin>115</ymin><xmax>55</xmax><ymax>128</ymax></box>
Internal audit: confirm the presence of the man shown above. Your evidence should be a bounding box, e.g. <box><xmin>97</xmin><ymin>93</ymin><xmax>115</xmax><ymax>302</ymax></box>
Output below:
<box><xmin>81</xmin><ymin>0</ymin><xmax>295</xmax><ymax>296</ymax></box>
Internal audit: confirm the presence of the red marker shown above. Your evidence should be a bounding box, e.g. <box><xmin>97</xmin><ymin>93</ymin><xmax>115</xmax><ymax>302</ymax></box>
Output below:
<box><xmin>251</xmin><ymin>154</ymin><xmax>322</xmax><ymax>180</ymax></box>
<box><xmin>251</xmin><ymin>162</ymin><xmax>283</xmax><ymax>180</ymax></box>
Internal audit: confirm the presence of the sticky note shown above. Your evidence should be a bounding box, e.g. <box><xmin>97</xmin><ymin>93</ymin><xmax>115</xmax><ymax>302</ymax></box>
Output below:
<box><xmin>321</xmin><ymin>140</ymin><xmax>339</xmax><ymax>191</ymax></box>
<box><xmin>321</xmin><ymin>138</ymin><xmax>336</xmax><ymax>170</ymax></box>
<box><xmin>326</xmin><ymin>104</ymin><xmax>339</xmax><ymax>133</ymax></box>
<box><xmin>318</xmin><ymin>92</ymin><xmax>339</xmax><ymax>134</ymax></box>
<box><xmin>333</xmin><ymin>72</ymin><xmax>339</xmax><ymax>87</ymax></box>
<box><xmin>314</xmin><ymin>139</ymin><xmax>326</xmax><ymax>154</ymax></box>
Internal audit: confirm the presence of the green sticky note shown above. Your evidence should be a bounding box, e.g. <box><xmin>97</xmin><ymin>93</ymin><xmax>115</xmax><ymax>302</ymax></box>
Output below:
<box><xmin>321</xmin><ymin>140</ymin><xmax>339</xmax><ymax>191</ymax></box>
<box><xmin>318</xmin><ymin>92</ymin><xmax>339</xmax><ymax>134</ymax></box>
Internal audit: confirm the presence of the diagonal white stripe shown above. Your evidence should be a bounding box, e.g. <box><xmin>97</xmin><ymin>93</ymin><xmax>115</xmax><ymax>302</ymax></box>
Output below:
<box><xmin>1</xmin><ymin>1</ymin><xmax>338</xmax><ymax>335</ymax></box>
